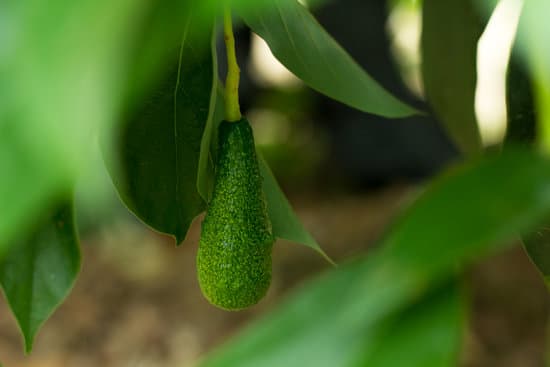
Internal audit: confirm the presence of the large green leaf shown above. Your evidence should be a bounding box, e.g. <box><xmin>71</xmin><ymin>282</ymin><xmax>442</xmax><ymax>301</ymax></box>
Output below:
<box><xmin>199</xmin><ymin>148</ymin><xmax>550</xmax><ymax>367</ymax></box>
<box><xmin>108</xmin><ymin>20</ymin><xmax>215</xmax><ymax>244</ymax></box>
<box><xmin>0</xmin><ymin>0</ymin><xmax>148</xmax><ymax>250</ymax></box>
<box><xmin>0</xmin><ymin>0</ymin><xmax>219</xmax><ymax>251</ymax></box>
<box><xmin>239</xmin><ymin>0</ymin><xmax>417</xmax><ymax>118</ymax></box>
<box><xmin>0</xmin><ymin>201</ymin><xmax>80</xmax><ymax>353</ymax></box>
<box><xmin>516</xmin><ymin>0</ymin><xmax>550</xmax><ymax>151</ymax></box>
<box><xmin>421</xmin><ymin>0</ymin><xmax>485</xmax><ymax>155</ymax></box>
<box><xmin>123</xmin><ymin>0</ymin><xmax>205</xmax><ymax>105</ymax></box>
<box><xmin>0</xmin><ymin>0</ymin><xmax>267</xmax><ymax>252</ymax></box>
<box><xmin>354</xmin><ymin>283</ymin><xmax>465</xmax><ymax>367</ymax></box>
<box><xmin>521</xmin><ymin>230</ymin><xmax>550</xmax><ymax>286</ymax></box>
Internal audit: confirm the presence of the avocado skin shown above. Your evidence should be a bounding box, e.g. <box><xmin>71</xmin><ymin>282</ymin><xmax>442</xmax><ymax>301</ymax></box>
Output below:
<box><xmin>197</xmin><ymin>118</ymin><xmax>274</xmax><ymax>310</ymax></box>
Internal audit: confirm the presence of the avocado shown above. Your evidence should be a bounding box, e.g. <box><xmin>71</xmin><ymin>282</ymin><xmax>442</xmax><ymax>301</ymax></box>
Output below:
<box><xmin>197</xmin><ymin>118</ymin><xmax>274</xmax><ymax>310</ymax></box>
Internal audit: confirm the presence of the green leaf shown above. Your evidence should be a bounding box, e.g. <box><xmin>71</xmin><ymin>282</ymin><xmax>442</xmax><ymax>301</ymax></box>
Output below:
<box><xmin>123</xmin><ymin>0</ymin><xmax>203</xmax><ymax>105</ymax></box>
<box><xmin>240</xmin><ymin>0</ymin><xmax>418</xmax><ymax>118</ymax></box>
<box><xmin>515</xmin><ymin>0</ymin><xmax>550</xmax><ymax>68</ymax></box>
<box><xmin>0</xmin><ymin>130</ymin><xmax>73</xmax><ymax>256</ymax></box>
<box><xmin>516</xmin><ymin>0</ymin><xmax>550</xmax><ymax>152</ymax></box>
<box><xmin>0</xmin><ymin>201</ymin><xmax>81</xmax><ymax>353</ymax></box>
<box><xmin>0</xmin><ymin>0</ymin><xmax>209</xmax><ymax>250</ymax></box>
<box><xmin>107</xmin><ymin>20</ymin><xmax>215</xmax><ymax>244</ymax></box>
<box><xmin>421</xmin><ymin>0</ymin><xmax>485</xmax><ymax>155</ymax></box>
<box><xmin>197</xmin><ymin>83</ymin><xmax>224</xmax><ymax>202</ymax></box>
<box><xmin>258</xmin><ymin>152</ymin><xmax>334</xmax><ymax>264</ymax></box>
<box><xmin>197</xmin><ymin>84</ymin><xmax>233</xmax><ymax>202</ymax></box>
<box><xmin>199</xmin><ymin>148</ymin><xmax>550</xmax><ymax>367</ymax></box>
<box><xmin>383</xmin><ymin>148</ymin><xmax>550</xmax><ymax>274</ymax></box>
<box><xmin>355</xmin><ymin>282</ymin><xmax>466</xmax><ymax>367</ymax></box>
<box><xmin>0</xmin><ymin>0</ymin><xmax>147</xmax><ymax>248</ymax></box>
<box><xmin>521</xmin><ymin>230</ymin><xmax>550</xmax><ymax>286</ymax></box>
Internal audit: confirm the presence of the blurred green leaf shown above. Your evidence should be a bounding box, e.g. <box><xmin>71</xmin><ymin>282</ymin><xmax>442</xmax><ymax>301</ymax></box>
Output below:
<box><xmin>107</xmin><ymin>19</ymin><xmax>215</xmax><ymax>244</ymax></box>
<box><xmin>516</xmin><ymin>0</ymin><xmax>549</xmax><ymax>61</ymax></box>
<box><xmin>0</xmin><ymin>0</ymin><xmax>198</xmax><ymax>250</ymax></box>
<box><xmin>422</xmin><ymin>0</ymin><xmax>485</xmax><ymax>155</ymax></box>
<box><xmin>258</xmin><ymin>152</ymin><xmax>333</xmax><ymax>264</ymax></box>
<box><xmin>383</xmin><ymin>148</ymin><xmax>550</xmax><ymax>273</ymax></box>
<box><xmin>521</xmin><ymin>230</ymin><xmax>550</xmax><ymax>286</ymax></box>
<box><xmin>354</xmin><ymin>282</ymin><xmax>465</xmax><ymax>367</ymax></box>
<box><xmin>0</xmin><ymin>201</ymin><xmax>80</xmax><ymax>353</ymax></box>
<box><xmin>0</xmin><ymin>0</ymin><xmax>281</xmax><ymax>251</ymax></box>
<box><xmin>0</xmin><ymin>0</ymin><xmax>146</xmax><ymax>250</ymax></box>
<box><xmin>240</xmin><ymin>0</ymin><xmax>418</xmax><ymax>118</ymax></box>
<box><xmin>200</xmin><ymin>148</ymin><xmax>550</xmax><ymax>367</ymax></box>
<box><xmin>122</xmin><ymin>0</ymin><xmax>200</xmax><ymax>105</ymax></box>
<box><xmin>0</xmin><ymin>127</ymin><xmax>73</xmax><ymax>256</ymax></box>
<box><xmin>515</xmin><ymin>0</ymin><xmax>550</xmax><ymax>152</ymax></box>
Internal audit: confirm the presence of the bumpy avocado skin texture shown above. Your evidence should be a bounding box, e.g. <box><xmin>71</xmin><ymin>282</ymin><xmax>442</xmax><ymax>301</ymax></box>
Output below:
<box><xmin>197</xmin><ymin>118</ymin><xmax>274</xmax><ymax>310</ymax></box>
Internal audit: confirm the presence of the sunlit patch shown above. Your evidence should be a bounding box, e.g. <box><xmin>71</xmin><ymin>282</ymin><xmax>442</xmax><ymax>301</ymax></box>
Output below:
<box><xmin>387</xmin><ymin>0</ymin><xmax>423</xmax><ymax>98</ymax></box>
<box><xmin>249</xmin><ymin>33</ymin><xmax>302</xmax><ymax>88</ymax></box>
<box><xmin>247</xmin><ymin>108</ymin><xmax>291</xmax><ymax>146</ymax></box>
<box><xmin>475</xmin><ymin>0</ymin><xmax>523</xmax><ymax>146</ymax></box>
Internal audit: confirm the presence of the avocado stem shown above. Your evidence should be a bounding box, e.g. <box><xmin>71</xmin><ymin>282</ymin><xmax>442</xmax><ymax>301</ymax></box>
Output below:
<box><xmin>223</xmin><ymin>6</ymin><xmax>242</xmax><ymax>122</ymax></box>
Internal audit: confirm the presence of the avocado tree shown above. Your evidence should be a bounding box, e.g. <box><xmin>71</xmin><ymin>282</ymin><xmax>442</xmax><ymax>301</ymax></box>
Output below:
<box><xmin>0</xmin><ymin>0</ymin><xmax>549</xmax><ymax>365</ymax></box>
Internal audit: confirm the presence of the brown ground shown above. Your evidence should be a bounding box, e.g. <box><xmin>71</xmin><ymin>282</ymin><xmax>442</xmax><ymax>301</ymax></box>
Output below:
<box><xmin>0</xmin><ymin>186</ymin><xmax>548</xmax><ymax>367</ymax></box>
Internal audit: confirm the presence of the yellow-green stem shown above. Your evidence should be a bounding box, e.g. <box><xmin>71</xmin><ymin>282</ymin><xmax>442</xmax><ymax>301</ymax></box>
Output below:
<box><xmin>535</xmin><ymin>76</ymin><xmax>550</xmax><ymax>155</ymax></box>
<box><xmin>224</xmin><ymin>7</ymin><xmax>242</xmax><ymax>122</ymax></box>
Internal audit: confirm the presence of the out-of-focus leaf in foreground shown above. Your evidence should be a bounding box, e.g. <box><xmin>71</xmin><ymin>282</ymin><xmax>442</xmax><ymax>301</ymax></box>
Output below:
<box><xmin>240</xmin><ymin>0</ymin><xmax>417</xmax><ymax>118</ymax></box>
<box><xmin>521</xmin><ymin>230</ymin><xmax>550</xmax><ymax>287</ymax></box>
<box><xmin>200</xmin><ymin>148</ymin><xmax>550</xmax><ymax>367</ymax></box>
<box><xmin>514</xmin><ymin>0</ymin><xmax>550</xmax><ymax>152</ymax></box>
<box><xmin>0</xmin><ymin>201</ymin><xmax>80</xmax><ymax>353</ymax></box>
<box><xmin>0</xmin><ymin>0</ymin><xmax>271</xmax><ymax>252</ymax></box>
<box><xmin>354</xmin><ymin>282</ymin><xmax>465</xmax><ymax>367</ymax></box>
<box><xmin>0</xmin><ymin>0</ymin><xmax>189</xmax><ymax>251</ymax></box>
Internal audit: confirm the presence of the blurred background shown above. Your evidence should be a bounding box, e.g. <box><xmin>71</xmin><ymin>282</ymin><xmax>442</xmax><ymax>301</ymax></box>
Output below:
<box><xmin>0</xmin><ymin>0</ymin><xmax>548</xmax><ymax>366</ymax></box>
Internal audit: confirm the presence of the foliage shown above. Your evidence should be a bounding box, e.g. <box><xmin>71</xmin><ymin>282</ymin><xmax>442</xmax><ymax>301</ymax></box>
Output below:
<box><xmin>421</xmin><ymin>0</ymin><xmax>486</xmax><ymax>155</ymax></box>
<box><xmin>0</xmin><ymin>201</ymin><xmax>80</xmax><ymax>353</ymax></box>
<box><xmin>0</xmin><ymin>0</ymin><xmax>549</xmax><ymax>364</ymax></box>
<box><xmin>200</xmin><ymin>148</ymin><xmax>550</xmax><ymax>367</ymax></box>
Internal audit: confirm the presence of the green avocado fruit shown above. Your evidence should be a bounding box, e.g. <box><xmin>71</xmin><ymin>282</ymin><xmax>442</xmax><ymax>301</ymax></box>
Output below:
<box><xmin>197</xmin><ymin>118</ymin><xmax>274</xmax><ymax>310</ymax></box>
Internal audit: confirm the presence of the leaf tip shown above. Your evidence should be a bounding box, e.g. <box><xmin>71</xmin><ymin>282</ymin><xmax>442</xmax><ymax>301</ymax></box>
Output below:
<box><xmin>22</xmin><ymin>330</ymin><xmax>36</xmax><ymax>355</ymax></box>
<box><xmin>174</xmin><ymin>233</ymin><xmax>186</xmax><ymax>246</ymax></box>
<box><xmin>324</xmin><ymin>254</ymin><xmax>337</xmax><ymax>267</ymax></box>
